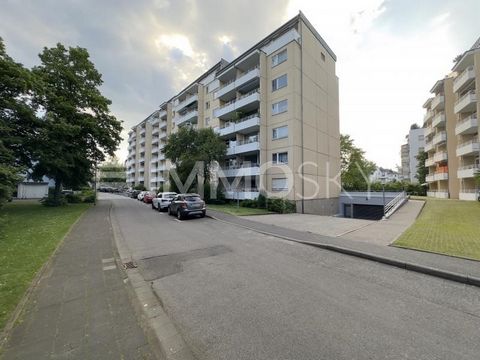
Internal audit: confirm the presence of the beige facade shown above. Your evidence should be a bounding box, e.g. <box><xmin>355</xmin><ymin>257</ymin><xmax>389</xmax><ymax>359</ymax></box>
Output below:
<box><xmin>424</xmin><ymin>37</ymin><xmax>480</xmax><ymax>200</ymax></box>
<box><xmin>126</xmin><ymin>12</ymin><xmax>341</xmax><ymax>214</ymax></box>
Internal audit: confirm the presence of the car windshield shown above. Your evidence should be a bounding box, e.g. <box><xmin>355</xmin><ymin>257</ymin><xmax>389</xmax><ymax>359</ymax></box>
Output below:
<box><xmin>185</xmin><ymin>196</ymin><xmax>201</xmax><ymax>201</ymax></box>
<box><xmin>165</xmin><ymin>194</ymin><xmax>175</xmax><ymax>199</ymax></box>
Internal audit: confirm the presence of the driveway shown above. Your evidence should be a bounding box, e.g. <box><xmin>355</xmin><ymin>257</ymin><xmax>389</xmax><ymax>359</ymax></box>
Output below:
<box><xmin>242</xmin><ymin>199</ymin><xmax>425</xmax><ymax>246</ymax></box>
<box><xmin>105</xmin><ymin>194</ymin><xmax>480</xmax><ymax>360</ymax></box>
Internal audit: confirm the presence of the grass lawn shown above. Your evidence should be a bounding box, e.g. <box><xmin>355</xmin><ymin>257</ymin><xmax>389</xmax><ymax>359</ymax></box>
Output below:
<box><xmin>393</xmin><ymin>197</ymin><xmax>480</xmax><ymax>260</ymax></box>
<box><xmin>0</xmin><ymin>201</ymin><xmax>90</xmax><ymax>330</ymax></box>
<box><xmin>207</xmin><ymin>203</ymin><xmax>272</xmax><ymax>216</ymax></box>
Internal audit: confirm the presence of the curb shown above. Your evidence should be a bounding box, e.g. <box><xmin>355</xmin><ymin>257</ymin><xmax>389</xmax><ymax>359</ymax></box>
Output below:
<box><xmin>0</xmin><ymin>204</ymin><xmax>91</xmax><ymax>352</ymax></box>
<box><xmin>108</xmin><ymin>202</ymin><xmax>195</xmax><ymax>360</ymax></box>
<box><xmin>207</xmin><ymin>214</ymin><xmax>480</xmax><ymax>288</ymax></box>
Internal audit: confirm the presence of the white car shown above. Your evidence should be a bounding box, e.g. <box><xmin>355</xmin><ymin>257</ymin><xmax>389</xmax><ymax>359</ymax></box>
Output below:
<box><xmin>152</xmin><ymin>192</ymin><xmax>177</xmax><ymax>211</ymax></box>
<box><xmin>137</xmin><ymin>191</ymin><xmax>147</xmax><ymax>201</ymax></box>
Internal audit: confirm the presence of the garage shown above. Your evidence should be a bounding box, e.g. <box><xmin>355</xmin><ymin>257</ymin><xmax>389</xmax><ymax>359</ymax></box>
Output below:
<box><xmin>17</xmin><ymin>182</ymin><xmax>49</xmax><ymax>199</ymax></box>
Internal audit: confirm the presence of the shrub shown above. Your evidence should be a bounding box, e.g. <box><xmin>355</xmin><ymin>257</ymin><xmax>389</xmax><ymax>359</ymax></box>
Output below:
<box><xmin>257</xmin><ymin>194</ymin><xmax>266</xmax><ymax>208</ymax></box>
<box><xmin>41</xmin><ymin>190</ymin><xmax>67</xmax><ymax>207</ymax></box>
<box><xmin>65</xmin><ymin>193</ymin><xmax>82</xmax><ymax>203</ymax></box>
<box><xmin>83</xmin><ymin>193</ymin><xmax>96</xmax><ymax>203</ymax></box>
<box><xmin>134</xmin><ymin>184</ymin><xmax>146</xmax><ymax>191</ymax></box>
<box><xmin>205</xmin><ymin>183</ymin><xmax>226</xmax><ymax>204</ymax></box>
<box><xmin>240</xmin><ymin>199</ymin><xmax>258</xmax><ymax>208</ymax></box>
<box><xmin>266</xmin><ymin>197</ymin><xmax>296</xmax><ymax>214</ymax></box>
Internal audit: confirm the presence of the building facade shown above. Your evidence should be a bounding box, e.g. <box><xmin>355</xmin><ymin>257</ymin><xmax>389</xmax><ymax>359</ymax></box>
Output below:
<box><xmin>400</xmin><ymin>127</ymin><xmax>425</xmax><ymax>183</ymax></box>
<box><xmin>126</xmin><ymin>12</ymin><xmax>341</xmax><ymax>214</ymax></box>
<box><xmin>423</xmin><ymin>37</ymin><xmax>479</xmax><ymax>200</ymax></box>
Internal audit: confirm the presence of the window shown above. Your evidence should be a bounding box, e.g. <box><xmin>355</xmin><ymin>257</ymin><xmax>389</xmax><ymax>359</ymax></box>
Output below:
<box><xmin>272</xmin><ymin>74</ymin><xmax>287</xmax><ymax>91</ymax></box>
<box><xmin>272</xmin><ymin>126</ymin><xmax>288</xmax><ymax>140</ymax></box>
<box><xmin>205</xmin><ymin>117</ymin><xmax>210</xmax><ymax>125</ymax></box>
<box><xmin>272</xmin><ymin>152</ymin><xmax>288</xmax><ymax>164</ymax></box>
<box><xmin>418</xmin><ymin>135</ymin><xmax>424</xmax><ymax>141</ymax></box>
<box><xmin>272</xmin><ymin>49</ymin><xmax>287</xmax><ymax>67</ymax></box>
<box><xmin>272</xmin><ymin>178</ymin><xmax>288</xmax><ymax>191</ymax></box>
<box><xmin>205</xmin><ymin>101</ymin><xmax>210</xmax><ymax>109</ymax></box>
<box><xmin>272</xmin><ymin>99</ymin><xmax>288</xmax><ymax>115</ymax></box>
<box><xmin>321</xmin><ymin>52</ymin><xmax>326</xmax><ymax>61</ymax></box>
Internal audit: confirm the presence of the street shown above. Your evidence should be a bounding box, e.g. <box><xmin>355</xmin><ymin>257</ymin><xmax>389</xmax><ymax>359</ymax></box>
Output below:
<box><xmin>107</xmin><ymin>194</ymin><xmax>480</xmax><ymax>360</ymax></box>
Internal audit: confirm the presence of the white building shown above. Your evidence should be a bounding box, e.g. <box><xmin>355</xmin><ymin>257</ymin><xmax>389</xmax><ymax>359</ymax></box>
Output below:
<box><xmin>400</xmin><ymin>127</ymin><xmax>425</xmax><ymax>183</ymax></box>
<box><xmin>370</xmin><ymin>167</ymin><xmax>401</xmax><ymax>183</ymax></box>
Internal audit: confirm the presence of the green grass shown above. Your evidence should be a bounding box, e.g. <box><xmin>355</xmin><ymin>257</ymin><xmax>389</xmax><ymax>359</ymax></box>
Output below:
<box><xmin>393</xmin><ymin>197</ymin><xmax>480</xmax><ymax>260</ymax></box>
<box><xmin>207</xmin><ymin>203</ymin><xmax>272</xmax><ymax>216</ymax></box>
<box><xmin>0</xmin><ymin>201</ymin><xmax>90</xmax><ymax>330</ymax></box>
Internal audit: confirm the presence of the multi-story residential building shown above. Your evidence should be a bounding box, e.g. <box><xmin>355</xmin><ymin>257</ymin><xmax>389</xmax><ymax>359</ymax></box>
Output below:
<box><xmin>400</xmin><ymin>127</ymin><xmax>425</xmax><ymax>183</ymax></box>
<box><xmin>452</xmin><ymin>39</ymin><xmax>480</xmax><ymax>200</ymax></box>
<box><xmin>126</xmin><ymin>12</ymin><xmax>341</xmax><ymax>214</ymax></box>
<box><xmin>370</xmin><ymin>167</ymin><xmax>400</xmax><ymax>183</ymax></box>
<box><xmin>423</xmin><ymin>36</ymin><xmax>479</xmax><ymax>200</ymax></box>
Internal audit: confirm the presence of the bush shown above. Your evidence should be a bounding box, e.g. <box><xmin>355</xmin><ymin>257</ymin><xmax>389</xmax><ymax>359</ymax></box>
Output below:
<box><xmin>266</xmin><ymin>197</ymin><xmax>296</xmax><ymax>214</ymax></box>
<box><xmin>83</xmin><ymin>193</ymin><xmax>96</xmax><ymax>203</ymax></box>
<box><xmin>205</xmin><ymin>183</ymin><xmax>226</xmax><ymax>204</ymax></box>
<box><xmin>240</xmin><ymin>199</ymin><xmax>258</xmax><ymax>208</ymax></box>
<box><xmin>41</xmin><ymin>190</ymin><xmax>67</xmax><ymax>207</ymax></box>
<box><xmin>257</xmin><ymin>194</ymin><xmax>266</xmax><ymax>208</ymax></box>
<box><xmin>65</xmin><ymin>193</ymin><xmax>82</xmax><ymax>203</ymax></box>
<box><xmin>134</xmin><ymin>184</ymin><xmax>146</xmax><ymax>191</ymax></box>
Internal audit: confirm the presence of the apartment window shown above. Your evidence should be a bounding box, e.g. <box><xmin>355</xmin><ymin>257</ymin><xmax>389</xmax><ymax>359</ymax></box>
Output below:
<box><xmin>418</xmin><ymin>135</ymin><xmax>424</xmax><ymax>141</ymax></box>
<box><xmin>272</xmin><ymin>152</ymin><xmax>288</xmax><ymax>164</ymax></box>
<box><xmin>272</xmin><ymin>74</ymin><xmax>288</xmax><ymax>91</ymax></box>
<box><xmin>205</xmin><ymin>117</ymin><xmax>210</xmax><ymax>125</ymax></box>
<box><xmin>272</xmin><ymin>126</ymin><xmax>288</xmax><ymax>140</ymax></box>
<box><xmin>272</xmin><ymin>178</ymin><xmax>288</xmax><ymax>191</ymax></box>
<box><xmin>321</xmin><ymin>52</ymin><xmax>326</xmax><ymax>62</ymax></box>
<box><xmin>205</xmin><ymin>101</ymin><xmax>210</xmax><ymax>109</ymax></box>
<box><xmin>272</xmin><ymin>49</ymin><xmax>287</xmax><ymax>67</ymax></box>
<box><xmin>272</xmin><ymin>99</ymin><xmax>288</xmax><ymax>115</ymax></box>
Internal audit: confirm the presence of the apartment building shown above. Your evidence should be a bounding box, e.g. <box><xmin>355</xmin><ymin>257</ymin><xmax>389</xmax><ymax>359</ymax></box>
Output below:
<box><xmin>423</xmin><ymin>37</ymin><xmax>479</xmax><ymax>200</ymax></box>
<box><xmin>400</xmin><ymin>127</ymin><xmax>425</xmax><ymax>183</ymax></box>
<box><xmin>126</xmin><ymin>12</ymin><xmax>341</xmax><ymax>214</ymax></box>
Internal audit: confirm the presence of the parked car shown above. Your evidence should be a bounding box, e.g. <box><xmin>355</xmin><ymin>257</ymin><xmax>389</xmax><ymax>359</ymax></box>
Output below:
<box><xmin>168</xmin><ymin>193</ymin><xmax>206</xmax><ymax>219</ymax></box>
<box><xmin>130</xmin><ymin>190</ymin><xmax>141</xmax><ymax>199</ymax></box>
<box><xmin>143</xmin><ymin>191</ymin><xmax>156</xmax><ymax>204</ymax></box>
<box><xmin>137</xmin><ymin>191</ymin><xmax>147</xmax><ymax>201</ymax></box>
<box><xmin>152</xmin><ymin>192</ymin><xmax>177</xmax><ymax>211</ymax></box>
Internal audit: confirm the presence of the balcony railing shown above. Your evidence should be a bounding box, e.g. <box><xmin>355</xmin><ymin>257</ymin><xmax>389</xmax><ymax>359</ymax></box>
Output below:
<box><xmin>432</xmin><ymin>131</ymin><xmax>447</xmax><ymax>145</ymax></box>
<box><xmin>453</xmin><ymin>66</ymin><xmax>475</xmax><ymax>93</ymax></box>
<box><xmin>457</xmin><ymin>164</ymin><xmax>480</xmax><ymax>179</ymax></box>
<box><xmin>433</xmin><ymin>151</ymin><xmax>448</xmax><ymax>163</ymax></box>
<box><xmin>455</xmin><ymin>113</ymin><xmax>478</xmax><ymax>136</ymax></box>
<box><xmin>456</xmin><ymin>138</ymin><xmax>480</xmax><ymax>157</ymax></box>
<box><xmin>431</xmin><ymin>94</ymin><xmax>444</xmax><ymax>110</ymax></box>
<box><xmin>175</xmin><ymin>108</ymin><xmax>198</xmax><ymax>126</ymax></box>
<box><xmin>454</xmin><ymin>90</ymin><xmax>477</xmax><ymax>114</ymax></box>
<box><xmin>217</xmin><ymin>89</ymin><xmax>260</xmax><ymax>110</ymax></box>
<box><xmin>175</xmin><ymin>94</ymin><xmax>198</xmax><ymax>112</ymax></box>
<box><xmin>432</xmin><ymin>112</ymin><xmax>446</xmax><ymax>128</ymax></box>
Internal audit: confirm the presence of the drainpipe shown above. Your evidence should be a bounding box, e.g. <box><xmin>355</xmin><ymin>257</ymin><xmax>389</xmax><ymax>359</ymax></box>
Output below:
<box><xmin>300</xmin><ymin>22</ymin><xmax>305</xmax><ymax>214</ymax></box>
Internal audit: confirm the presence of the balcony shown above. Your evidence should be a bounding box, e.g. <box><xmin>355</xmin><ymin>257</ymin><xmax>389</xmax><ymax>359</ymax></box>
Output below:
<box><xmin>423</xmin><ymin>110</ymin><xmax>434</xmax><ymax>123</ymax></box>
<box><xmin>425</xmin><ymin>157</ymin><xmax>435</xmax><ymax>167</ymax></box>
<box><xmin>454</xmin><ymin>90</ymin><xmax>477</xmax><ymax>114</ymax></box>
<box><xmin>218</xmin><ymin>164</ymin><xmax>260</xmax><ymax>178</ymax></box>
<box><xmin>432</xmin><ymin>112</ymin><xmax>446</xmax><ymax>128</ymax></box>
<box><xmin>175</xmin><ymin>94</ymin><xmax>198</xmax><ymax>112</ymax></box>
<box><xmin>424</xmin><ymin>126</ymin><xmax>433</xmax><ymax>138</ymax></box>
<box><xmin>457</xmin><ymin>165</ymin><xmax>480</xmax><ymax>179</ymax></box>
<box><xmin>455</xmin><ymin>113</ymin><xmax>478</xmax><ymax>135</ymax></box>
<box><xmin>434</xmin><ymin>171</ymin><xmax>448</xmax><ymax>181</ymax></box>
<box><xmin>159</xmin><ymin>131</ymin><xmax>167</xmax><ymax>139</ymax></box>
<box><xmin>432</xmin><ymin>131</ymin><xmax>447</xmax><ymax>145</ymax></box>
<box><xmin>214</xmin><ymin>89</ymin><xmax>260</xmax><ymax>120</ymax></box>
<box><xmin>150</xmin><ymin>177</ymin><xmax>165</xmax><ymax>183</ymax></box>
<box><xmin>140</xmin><ymin>127</ymin><xmax>146</xmax><ymax>135</ymax></box>
<box><xmin>152</xmin><ymin>127</ymin><xmax>159</xmax><ymax>135</ymax></box>
<box><xmin>426</xmin><ymin>174</ymin><xmax>436</xmax><ymax>183</ymax></box>
<box><xmin>160</xmin><ymin>120</ymin><xmax>167</xmax><ymax>129</ymax></box>
<box><xmin>433</xmin><ymin>151</ymin><xmax>448</xmax><ymax>163</ymax></box>
<box><xmin>217</xmin><ymin>114</ymin><xmax>260</xmax><ymax>137</ymax></box>
<box><xmin>459</xmin><ymin>190</ymin><xmax>478</xmax><ymax>201</ymax></box>
<box><xmin>175</xmin><ymin>109</ymin><xmax>198</xmax><ymax>127</ymax></box>
<box><xmin>456</xmin><ymin>138</ymin><xmax>480</xmax><ymax>157</ymax></box>
<box><xmin>226</xmin><ymin>136</ymin><xmax>260</xmax><ymax>156</ymax></box>
<box><xmin>425</xmin><ymin>141</ymin><xmax>434</xmax><ymax>152</ymax></box>
<box><xmin>453</xmin><ymin>66</ymin><xmax>475</xmax><ymax>93</ymax></box>
<box><xmin>215</xmin><ymin>67</ymin><xmax>260</xmax><ymax>100</ymax></box>
<box><xmin>224</xmin><ymin>190</ymin><xmax>260</xmax><ymax>200</ymax></box>
<box><xmin>431</xmin><ymin>94</ymin><xmax>445</xmax><ymax>111</ymax></box>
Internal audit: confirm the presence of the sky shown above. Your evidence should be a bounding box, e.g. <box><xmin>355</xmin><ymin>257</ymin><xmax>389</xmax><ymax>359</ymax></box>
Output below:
<box><xmin>1</xmin><ymin>0</ymin><xmax>479</xmax><ymax>169</ymax></box>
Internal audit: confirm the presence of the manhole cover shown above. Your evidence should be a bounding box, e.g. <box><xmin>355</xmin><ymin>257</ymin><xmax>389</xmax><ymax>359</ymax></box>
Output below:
<box><xmin>123</xmin><ymin>261</ymin><xmax>138</xmax><ymax>269</ymax></box>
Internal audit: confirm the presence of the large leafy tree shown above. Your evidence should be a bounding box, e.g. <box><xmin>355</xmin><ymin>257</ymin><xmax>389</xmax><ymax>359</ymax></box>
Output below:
<box><xmin>0</xmin><ymin>38</ymin><xmax>38</xmax><ymax>206</ymax></box>
<box><xmin>340</xmin><ymin>134</ymin><xmax>376</xmax><ymax>191</ymax></box>
<box><xmin>415</xmin><ymin>150</ymin><xmax>428</xmax><ymax>184</ymax></box>
<box><xmin>163</xmin><ymin>126</ymin><xmax>226</xmax><ymax>192</ymax></box>
<box><xmin>31</xmin><ymin>43</ymin><xmax>122</xmax><ymax>202</ymax></box>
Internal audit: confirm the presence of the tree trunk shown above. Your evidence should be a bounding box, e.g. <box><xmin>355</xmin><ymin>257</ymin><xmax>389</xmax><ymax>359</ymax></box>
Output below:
<box><xmin>54</xmin><ymin>177</ymin><xmax>62</xmax><ymax>204</ymax></box>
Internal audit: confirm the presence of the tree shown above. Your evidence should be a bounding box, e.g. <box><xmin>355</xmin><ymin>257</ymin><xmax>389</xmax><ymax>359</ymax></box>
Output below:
<box><xmin>163</xmin><ymin>126</ymin><xmax>226</xmax><ymax>193</ymax></box>
<box><xmin>416</xmin><ymin>150</ymin><xmax>428</xmax><ymax>184</ymax></box>
<box><xmin>410</xmin><ymin>123</ymin><xmax>420</xmax><ymax>130</ymax></box>
<box><xmin>340</xmin><ymin>134</ymin><xmax>376</xmax><ymax>191</ymax></box>
<box><xmin>0</xmin><ymin>38</ymin><xmax>38</xmax><ymax>206</ymax></box>
<box><xmin>31</xmin><ymin>43</ymin><xmax>122</xmax><ymax>204</ymax></box>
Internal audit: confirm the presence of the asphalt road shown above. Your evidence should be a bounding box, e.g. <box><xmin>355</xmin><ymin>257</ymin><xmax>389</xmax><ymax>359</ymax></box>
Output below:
<box><xmin>105</xmin><ymin>193</ymin><xmax>480</xmax><ymax>360</ymax></box>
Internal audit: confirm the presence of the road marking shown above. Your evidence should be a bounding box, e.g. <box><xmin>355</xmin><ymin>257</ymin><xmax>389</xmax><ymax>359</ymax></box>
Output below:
<box><xmin>102</xmin><ymin>258</ymin><xmax>115</xmax><ymax>264</ymax></box>
<box><xmin>103</xmin><ymin>265</ymin><xmax>117</xmax><ymax>271</ymax></box>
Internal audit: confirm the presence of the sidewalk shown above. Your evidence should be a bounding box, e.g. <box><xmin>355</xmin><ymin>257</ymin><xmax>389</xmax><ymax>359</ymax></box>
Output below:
<box><xmin>0</xmin><ymin>202</ymin><xmax>154</xmax><ymax>359</ymax></box>
<box><xmin>208</xmin><ymin>209</ymin><xmax>480</xmax><ymax>284</ymax></box>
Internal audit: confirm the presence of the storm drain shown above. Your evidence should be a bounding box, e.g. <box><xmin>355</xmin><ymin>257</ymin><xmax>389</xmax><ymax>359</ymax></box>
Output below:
<box><xmin>123</xmin><ymin>261</ymin><xmax>138</xmax><ymax>270</ymax></box>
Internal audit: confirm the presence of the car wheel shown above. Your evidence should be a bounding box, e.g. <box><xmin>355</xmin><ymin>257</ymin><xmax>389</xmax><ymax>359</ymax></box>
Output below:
<box><xmin>177</xmin><ymin>210</ymin><xmax>184</xmax><ymax>220</ymax></box>
<box><xmin>168</xmin><ymin>206</ymin><xmax>172</xmax><ymax>216</ymax></box>
<box><xmin>151</xmin><ymin>203</ymin><xmax>155</xmax><ymax>209</ymax></box>
<box><xmin>200</xmin><ymin>211</ymin><xmax>206</xmax><ymax>218</ymax></box>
